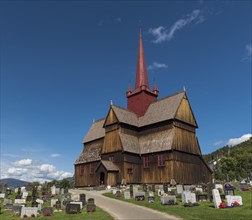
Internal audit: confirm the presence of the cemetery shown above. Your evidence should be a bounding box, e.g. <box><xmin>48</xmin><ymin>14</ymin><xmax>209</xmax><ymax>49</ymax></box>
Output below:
<box><xmin>104</xmin><ymin>181</ymin><xmax>252</xmax><ymax>220</ymax></box>
<box><xmin>0</xmin><ymin>184</ymin><xmax>113</xmax><ymax>220</ymax></box>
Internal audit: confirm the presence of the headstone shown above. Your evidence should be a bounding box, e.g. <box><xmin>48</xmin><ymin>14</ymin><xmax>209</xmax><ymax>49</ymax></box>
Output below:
<box><xmin>14</xmin><ymin>199</ymin><xmax>26</xmax><ymax>204</ymax></box>
<box><xmin>41</xmin><ymin>207</ymin><xmax>53</xmax><ymax>217</ymax></box>
<box><xmin>21</xmin><ymin>207</ymin><xmax>38</xmax><ymax>218</ymax></box>
<box><xmin>55</xmin><ymin>188</ymin><xmax>60</xmax><ymax>195</ymax></box>
<box><xmin>224</xmin><ymin>183</ymin><xmax>235</xmax><ymax>195</ymax></box>
<box><xmin>212</xmin><ymin>189</ymin><xmax>222</xmax><ymax>209</ymax></box>
<box><xmin>66</xmin><ymin>203</ymin><xmax>80</xmax><ymax>214</ymax></box>
<box><xmin>215</xmin><ymin>184</ymin><xmax>224</xmax><ymax>194</ymax></box>
<box><xmin>15</xmin><ymin>188</ymin><xmax>19</xmax><ymax>193</ymax></box>
<box><xmin>143</xmin><ymin>184</ymin><xmax>147</xmax><ymax>192</ymax></box>
<box><xmin>135</xmin><ymin>195</ymin><xmax>145</xmax><ymax>201</ymax></box>
<box><xmin>176</xmin><ymin>185</ymin><xmax>183</xmax><ymax>194</ymax></box>
<box><xmin>0</xmin><ymin>193</ymin><xmax>5</xmax><ymax>199</ymax></box>
<box><xmin>196</xmin><ymin>194</ymin><xmax>208</xmax><ymax>201</ymax></box>
<box><xmin>182</xmin><ymin>191</ymin><xmax>196</xmax><ymax>203</ymax></box>
<box><xmin>195</xmin><ymin>187</ymin><xmax>203</xmax><ymax>193</ymax></box>
<box><xmin>239</xmin><ymin>183</ymin><xmax>249</xmax><ymax>191</ymax></box>
<box><xmin>4</xmin><ymin>198</ymin><xmax>12</xmax><ymax>206</ymax></box>
<box><xmin>134</xmin><ymin>191</ymin><xmax>145</xmax><ymax>198</ymax></box>
<box><xmin>163</xmin><ymin>183</ymin><xmax>168</xmax><ymax>193</ymax></box>
<box><xmin>115</xmin><ymin>190</ymin><xmax>122</xmax><ymax>197</ymax></box>
<box><xmin>184</xmin><ymin>185</ymin><xmax>193</xmax><ymax>191</ymax></box>
<box><xmin>51</xmin><ymin>198</ymin><xmax>58</xmax><ymax>207</ymax></box>
<box><xmin>71</xmin><ymin>193</ymin><xmax>79</xmax><ymax>201</ymax></box>
<box><xmin>36</xmin><ymin>199</ymin><xmax>44</xmax><ymax>204</ymax></box>
<box><xmin>61</xmin><ymin>193</ymin><xmax>71</xmax><ymax>200</ymax></box>
<box><xmin>86</xmin><ymin>203</ymin><xmax>96</xmax><ymax>212</ymax></box>
<box><xmin>21</xmin><ymin>187</ymin><xmax>26</xmax><ymax>193</ymax></box>
<box><xmin>170</xmin><ymin>179</ymin><xmax>176</xmax><ymax>186</ymax></box>
<box><xmin>149</xmin><ymin>191</ymin><xmax>154</xmax><ymax>197</ymax></box>
<box><xmin>64</xmin><ymin>187</ymin><xmax>68</xmax><ymax>194</ymax></box>
<box><xmin>158</xmin><ymin>189</ymin><xmax>164</xmax><ymax>196</ymax></box>
<box><xmin>79</xmin><ymin>194</ymin><xmax>86</xmax><ymax>205</ymax></box>
<box><xmin>70</xmin><ymin>201</ymin><xmax>82</xmax><ymax>209</ymax></box>
<box><xmin>51</xmin><ymin>185</ymin><xmax>56</xmax><ymax>195</ymax></box>
<box><xmin>22</xmin><ymin>192</ymin><xmax>28</xmax><ymax>199</ymax></box>
<box><xmin>148</xmin><ymin>196</ymin><xmax>155</xmax><ymax>203</ymax></box>
<box><xmin>87</xmin><ymin>198</ymin><xmax>94</xmax><ymax>204</ymax></box>
<box><xmin>151</xmin><ymin>184</ymin><xmax>155</xmax><ymax>192</ymax></box>
<box><xmin>130</xmin><ymin>185</ymin><xmax>133</xmax><ymax>197</ymax></box>
<box><xmin>161</xmin><ymin>195</ymin><xmax>176</xmax><ymax>205</ymax></box>
<box><xmin>37</xmin><ymin>203</ymin><xmax>42</xmax><ymax>211</ymax></box>
<box><xmin>61</xmin><ymin>188</ymin><xmax>64</xmax><ymax>194</ymax></box>
<box><xmin>4</xmin><ymin>203</ymin><xmax>13</xmax><ymax>210</ymax></box>
<box><xmin>12</xmin><ymin>205</ymin><xmax>23</xmax><ymax>216</ymax></box>
<box><xmin>124</xmin><ymin>192</ymin><xmax>130</xmax><ymax>199</ymax></box>
<box><xmin>55</xmin><ymin>200</ymin><xmax>61</xmax><ymax>210</ymax></box>
<box><xmin>225</xmin><ymin>195</ymin><xmax>243</xmax><ymax>206</ymax></box>
<box><xmin>31</xmin><ymin>200</ymin><xmax>38</xmax><ymax>207</ymax></box>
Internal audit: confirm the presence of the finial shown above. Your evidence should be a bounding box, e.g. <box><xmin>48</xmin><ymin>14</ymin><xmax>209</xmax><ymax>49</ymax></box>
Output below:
<box><xmin>110</xmin><ymin>100</ymin><xmax>113</xmax><ymax>105</ymax></box>
<box><xmin>183</xmin><ymin>86</ymin><xmax>186</xmax><ymax>92</ymax></box>
<box><xmin>93</xmin><ymin>119</ymin><xmax>95</xmax><ymax>123</ymax></box>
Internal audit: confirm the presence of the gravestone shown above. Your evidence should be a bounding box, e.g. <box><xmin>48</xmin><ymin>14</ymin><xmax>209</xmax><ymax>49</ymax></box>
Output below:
<box><xmin>212</xmin><ymin>189</ymin><xmax>222</xmax><ymax>208</ymax></box>
<box><xmin>51</xmin><ymin>198</ymin><xmax>58</xmax><ymax>207</ymax></box>
<box><xmin>130</xmin><ymin>185</ymin><xmax>133</xmax><ymax>197</ymax></box>
<box><xmin>31</xmin><ymin>199</ymin><xmax>38</xmax><ymax>207</ymax></box>
<box><xmin>149</xmin><ymin>191</ymin><xmax>154</xmax><ymax>197</ymax></box>
<box><xmin>158</xmin><ymin>189</ymin><xmax>164</xmax><ymax>197</ymax></box>
<box><xmin>4</xmin><ymin>198</ymin><xmax>12</xmax><ymax>206</ymax></box>
<box><xmin>21</xmin><ymin>187</ymin><xmax>26</xmax><ymax>193</ymax></box>
<box><xmin>134</xmin><ymin>191</ymin><xmax>145</xmax><ymax>198</ymax></box>
<box><xmin>196</xmin><ymin>194</ymin><xmax>208</xmax><ymax>201</ymax></box>
<box><xmin>14</xmin><ymin>199</ymin><xmax>26</xmax><ymax>204</ymax></box>
<box><xmin>15</xmin><ymin>187</ymin><xmax>22</xmax><ymax>199</ymax></box>
<box><xmin>41</xmin><ymin>207</ymin><xmax>53</xmax><ymax>217</ymax></box>
<box><xmin>4</xmin><ymin>204</ymin><xmax>13</xmax><ymax>210</ymax></box>
<box><xmin>37</xmin><ymin>203</ymin><xmax>42</xmax><ymax>212</ymax></box>
<box><xmin>0</xmin><ymin>193</ymin><xmax>5</xmax><ymax>199</ymax></box>
<box><xmin>143</xmin><ymin>184</ymin><xmax>147</xmax><ymax>192</ymax></box>
<box><xmin>70</xmin><ymin>201</ymin><xmax>83</xmax><ymax>209</ymax></box>
<box><xmin>161</xmin><ymin>195</ymin><xmax>177</xmax><ymax>205</ymax></box>
<box><xmin>21</xmin><ymin>207</ymin><xmax>38</xmax><ymax>218</ymax></box>
<box><xmin>64</xmin><ymin>187</ymin><xmax>68</xmax><ymax>194</ymax></box>
<box><xmin>215</xmin><ymin>184</ymin><xmax>224</xmax><ymax>194</ymax></box>
<box><xmin>135</xmin><ymin>195</ymin><xmax>145</xmax><ymax>201</ymax></box>
<box><xmin>170</xmin><ymin>179</ymin><xmax>176</xmax><ymax>186</ymax></box>
<box><xmin>184</xmin><ymin>185</ymin><xmax>193</xmax><ymax>191</ymax></box>
<box><xmin>182</xmin><ymin>191</ymin><xmax>196</xmax><ymax>203</ymax></box>
<box><xmin>51</xmin><ymin>185</ymin><xmax>56</xmax><ymax>195</ymax></box>
<box><xmin>176</xmin><ymin>185</ymin><xmax>183</xmax><ymax>194</ymax></box>
<box><xmin>86</xmin><ymin>203</ymin><xmax>96</xmax><ymax>212</ymax></box>
<box><xmin>66</xmin><ymin>203</ymin><xmax>81</xmax><ymax>214</ymax></box>
<box><xmin>55</xmin><ymin>200</ymin><xmax>61</xmax><ymax>210</ymax></box>
<box><xmin>239</xmin><ymin>183</ymin><xmax>249</xmax><ymax>191</ymax></box>
<box><xmin>55</xmin><ymin>188</ymin><xmax>60</xmax><ymax>195</ymax></box>
<box><xmin>62</xmin><ymin>193</ymin><xmax>71</xmax><ymax>200</ymax></box>
<box><xmin>115</xmin><ymin>190</ymin><xmax>122</xmax><ymax>197</ymax></box>
<box><xmin>148</xmin><ymin>196</ymin><xmax>155</xmax><ymax>203</ymax></box>
<box><xmin>151</xmin><ymin>184</ymin><xmax>155</xmax><ymax>192</ymax></box>
<box><xmin>124</xmin><ymin>192</ymin><xmax>130</xmax><ymax>199</ymax></box>
<box><xmin>22</xmin><ymin>192</ymin><xmax>28</xmax><ymax>199</ymax></box>
<box><xmin>87</xmin><ymin>198</ymin><xmax>94</xmax><ymax>204</ymax></box>
<box><xmin>224</xmin><ymin>183</ymin><xmax>235</xmax><ymax>195</ymax></box>
<box><xmin>79</xmin><ymin>193</ymin><xmax>86</xmax><ymax>205</ymax></box>
<box><xmin>36</xmin><ymin>199</ymin><xmax>44</xmax><ymax>204</ymax></box>
<box><xmin>12</xmin><ymin>205</ymin><xmax>23</xmax><ymax>216</ymax></box>
<box><xmin>195</xmin><ymin>187</ymin><xmax>203</xmax><ymax>194</ymax></box>
<box><xmin>163</xmin><ymin>183</ymin><xmax>168</xmax><ymax>193</ymax></box>
<box><xmin>225</xmin><ymin>195</ymin><xmax>243</xmax><ymax>206</ymax></box>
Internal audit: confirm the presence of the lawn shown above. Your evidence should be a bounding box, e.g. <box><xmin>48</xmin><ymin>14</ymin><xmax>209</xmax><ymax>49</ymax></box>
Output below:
<box><xmin>104</xmin><ymin>190</ymin><xmax>252</xmax><ymax>220</ymax></box>
<box><xmin>0</xmin><ymin>192</ymin><xmax>113</xmax><ymax>220</ymax></box>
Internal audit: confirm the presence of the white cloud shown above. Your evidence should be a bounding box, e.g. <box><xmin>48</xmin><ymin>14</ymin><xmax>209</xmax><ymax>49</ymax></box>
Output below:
<box><xmin>14</xmin><ymin>158</ymin><xmax>33</xmax><ymax>166</ymax></box>
<box><xmin>50</xmin><ymin>153</ymin><xmax>61</xmax><ymax>158</ymax></box>
<box><xmin>213</xmin><ymin>140</ymin><xmax>224</xmax><ymax>146</ymax></box>
<box><xmin>243</xmin><ymin>43</ymin><xmax>252</xmax><ymax>61</ymax></box>
<box><xmin>226</xmin><ymin>134</ymin><xmax>252</xmax><ymax>146</ymax></box>
<box><xmin>39</xmin><ymin>164</ymin><xmax>56</xmax><ymax>173</ymax></box>
<box><xmin>147</xmin><ymin>62</ymin><xmax>168</xmax><ymax>71</ymax></box>
<box><xmin>149</xmin><ymin>9</ymin><xmax>204</xmax><ymax>43</ymax></box>
<box><xmin>7</xmin><ymin>167</ymin><xmax>28</xmax><ymax>176</ymax></box>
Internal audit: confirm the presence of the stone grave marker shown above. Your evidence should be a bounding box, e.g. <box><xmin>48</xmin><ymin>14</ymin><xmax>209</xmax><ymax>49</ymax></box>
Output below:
<box><xmin>0</xmin><ymin>193</ymin><xmax>5</xmax><ymax>199</ymax></box>
<box><xmin>135</xmin><ymin>195</ymin><xmax>145</xmax><ymax>201</ymax></box>
<box><xmin>51</xmin><ymin>198</ymin><xmax>58</xmax><ymax>207</ymax></box>
<box><xmin>21</xmin><ymin>207</ymin><xmax>38</xmax><ymax>218</ymax></box>
<box><xmin>124</xmin><ymin>191</ymin><xmax>130</xmax><ymax>199</ymax></box>
<box><xmin>12</xmin><ymin>205</ymin><xmax>23</xmax><ymax>216</ymax></box>
<box><xmin>51</xmin><ymin>185</ymin><xmax>56</xmax><ymax>195</ymax></box>
<box><xmin>79</xmin><ymin>193</ymin><xmax>86</xmax><ymax>205</ymax></box>
<box><xmin>36</xmin><ymin>198</ymin><xmax>44</xmax><ymax>204</ymax></box>
<box><xmin>61</xmin><ymin>188</ymin><xmax>64</xmax><ymax>194</ymax></box>
<box><xmin>4</xmin><ymin>203</ymin><xmax>13</xmax><ymax>210</ymax></box>
<box><xmin>184</xmin><ymin>185</ymin><xmax>193</xmax><ymax>191</ymax></box>
<box><xmin>149</xmin><ymin>191</ymin><xmax>154</xmax><ymax>197</ymax></box>
<box><xmin>176</xmin><ymin>185</ymin><xmax>183</xmax><ymax>194</ymax></box>
<box><xmin>196</xmin><ymin>194</ymin><xmax>208</xmax><ymax>201</ymax></box>
<box><xmin>21</xmin><ymin>187</ymin><xmax>26</xmax><ymax>193</ymax></box>
<box><xmin>64</xmin><ymin>187</ymin><xmax>68</xmax><ymax>194</ymax></box>
<box><xmin>151</xmin><ymin>184</ymin><xmax>155</xmax><ymax>192</ymax></box>
<box><xmin>163</xmin><ymin>183</ymin><xmax>168</xmax><ymax>193</ymax></box>
<box><xmin>37</xmin><ymin>203</ymin><xmax>42</xmax><ymax>212</ymax></box>
<box><xmin>195</xmin><ymin>187</ymin><xmax>203</xmax><ymax>194</ymax></box>
<box><xmin>115</xmin><ymin>190</ymin><xmax>122</xmax><ymax>197</ymax></box>
<box><xmin>215</xmin><ymin>184</ymin><xmax>224</xmax><ymax>194</ymax></box>
<box><xmin>14</xmin><ymin>188</ymin><xmax>19</xmax><ymax>193</ymax></box>
<box><xmin>71</xmin><ymin>193</ymin><xmax>79</xmax><ymax>201</ymax></box>
<box><xmin>161</xmin><ymin>195</ymin><xmax>176</xmax><ymax>205</ymax></box>
<box><xmin>143</xmin><ymin>184</ymin><xmax>147</xmax><ymax>192</ymax></box>
<box><xmin>212</xmin><ymin>189</ymin><xmax>221</xmax><ymax>208</ymax></box>
<box><xmin>14</xmin><ymin>199</ymin><xmax>26</xmax><ymax>204</ymax></box>
<box><xmin>41</xmin><ymin>207</ymin><xmax>53</xmax><ymax>217</ymax></box>
<box><xmin>87</xmin><ymin>203</ymin><xmax>96</xmax><ymax>212</ymax></box>
<box><xmin>112</xmin><ymin>189</ymin><xmax>117</xmax><ymax>195</ymax></box>
<box><xmin>239</xmin><ymin>183</ymin><xmax>249</xmax><ymax>191</ymax></box>
<box><xmin>87</xmin><ymin>198</ymin><xmax>94</xmax><ymax>204</ymax></box>
<box><xmin>225</xmin><ymin>195</ymin><xmax>243</xmax><ymax>206</ymax></box>
<box><xmin>158</xmin><ymin>189</ymin><xmax>164</xmax><ymax>196</ymax></box>
<box><xmin>170</xmin><ymin>179</ymin><xmax>176</xmax><ymax>186</ymax></box>
<box><xmin>55</xmin><ymin>200</ymin><xmax>61</xmax><ymax>210</ymax></box>
<box><xmin>224</xmin><ymin>183</ymin><xmax>235</xmax><ymax>195</ymax></box>
<box><xmin>4</xmin><ymin>198</ymin><xmax>12</xmax><ymax>206</ymax></box>
<box><xmin>148</xmin><ymin>196</ymin><xmax>155</xmax><ymax>203</ymax></box>
<box><xmin>22</xmin><ymin>192</ymin><xmax>28</xmax><ymax>199</ymax></box>
<box><xmin>130</xmin><ymin>184</ymin><xmax>133</xmax><ymax>197</ymax></box>
<box><xmin>70</xmin><ymin>201</ymin><xmax>83</xmax><ymax>209</ymax></box>
<box><xmin>66</xmin><ymin>203</ymin><xmax>81</xmax><ymax>214</ymax></box>
<box><xmin>55</xmin><ymin>188</ymin><xmax>60</xmax><ymax>195</ymax></box>
<box><xmin>182</xmin><ymin>191</ymin><xmax>196</xmax><ymax>203</ymax></box>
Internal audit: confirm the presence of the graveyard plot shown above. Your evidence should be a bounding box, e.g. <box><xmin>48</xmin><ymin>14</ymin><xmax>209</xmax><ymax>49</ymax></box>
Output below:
<box><xmin>103</xmin><ymin>188</ymin><xmax>252</xmax><ymax>220</ymax></box>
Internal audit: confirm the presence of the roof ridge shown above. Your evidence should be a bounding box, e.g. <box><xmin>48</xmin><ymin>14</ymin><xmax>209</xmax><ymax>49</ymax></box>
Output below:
<box><xmin>112</xmin><ymin>104</ymin><xmax>138</xmax><ymax>116</ymax></box>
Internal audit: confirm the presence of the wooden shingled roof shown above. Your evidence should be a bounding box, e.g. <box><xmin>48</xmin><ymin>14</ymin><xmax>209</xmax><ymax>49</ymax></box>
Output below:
<box><xmin>96</xmin><ymin>160</ymin><xmax>119</xmax><ymax>171</ymax></box>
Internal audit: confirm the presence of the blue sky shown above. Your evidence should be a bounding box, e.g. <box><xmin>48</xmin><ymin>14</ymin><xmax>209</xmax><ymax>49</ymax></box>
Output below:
<box><xmin>0</xmin><ymin>1</ymin><xmax>251</xmax><ymax>182</ymax></box>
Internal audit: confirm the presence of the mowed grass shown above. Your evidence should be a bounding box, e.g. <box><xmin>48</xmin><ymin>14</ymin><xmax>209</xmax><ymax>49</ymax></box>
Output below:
<box><xmin>0</xmin><ymin>192</ymin><xmax>113</xmax><ymax>220</ymax></box>
<box><xmin>104</xmin><ymin>190</ymin><xmax>252</xmax><ymax>220</ymax></box>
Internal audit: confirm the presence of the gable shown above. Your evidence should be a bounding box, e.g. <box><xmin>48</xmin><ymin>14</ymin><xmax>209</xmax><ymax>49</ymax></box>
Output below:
<box><xmin>175</xmin><ymin>94</ymin><xmax>198</xmax><ymax>127</ymax></box>
<box><xmin>102</xmin><ymin>130</ymin><xmax>123</xmax><ymax>154</ymax></box>
<box><xmin>104</xmin><ymin>108</ymin><xmax>119</xmax><ymax>127</ymax></box>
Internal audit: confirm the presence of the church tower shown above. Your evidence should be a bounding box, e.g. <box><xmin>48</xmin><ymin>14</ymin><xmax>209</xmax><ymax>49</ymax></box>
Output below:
<box><xmin>126</xmin><ymin>31</ymin><xmax>159</xmax><ymax>117</ymax></box>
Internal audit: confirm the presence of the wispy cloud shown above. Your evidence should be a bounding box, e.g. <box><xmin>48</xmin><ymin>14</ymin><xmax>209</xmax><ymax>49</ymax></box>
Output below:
<box><xmin>148</xmin><ymin>9</ymin><xmax>204</xmax><ymax>43</ymax></box>
<box><xmin>243</xmin><ymin>43</ymin><xmax>252</xmax><ymax>61</ymax></box>
<box><xmin>147</xmin><ymin>62</ymin><xmax>168</xmax><ymax>71</ymax></box>
<box><xmin>50</xmin><ymin>153</ymin><xmax>61</xmax><ymax>158</ymax></box>
<box><xmin>213</xmin><ymin>140</ymin><xmax>224</xmax><ymax>147</ymax></box>
<box><xmin>226</xmin><ymin>134</ymin><xmax>252</xmax><ymax>146</ymax></box>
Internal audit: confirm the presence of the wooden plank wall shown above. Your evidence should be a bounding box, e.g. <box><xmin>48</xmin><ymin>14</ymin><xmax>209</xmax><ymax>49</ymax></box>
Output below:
<box><xmin>102</xmin><ymin>130</ymin><xmax>122</xmax><ymax>154</ymax></box>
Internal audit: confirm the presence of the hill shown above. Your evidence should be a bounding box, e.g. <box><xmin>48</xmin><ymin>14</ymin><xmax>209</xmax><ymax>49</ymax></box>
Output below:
<box><xmin>0</xmin><ymin>178</ymin><xmax>29</xmax><ymax>189</ymax></box>
<box><xmin>203</xmin><ymin>137</ymin><xmax>252</xmax><ymax>181</ymax></box>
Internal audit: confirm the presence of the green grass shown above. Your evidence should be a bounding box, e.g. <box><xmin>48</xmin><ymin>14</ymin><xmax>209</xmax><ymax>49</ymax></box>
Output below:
<box><xmin>103</xmin><ymin>190</ymin><xmax>252</xmax><ymax>220</ymax></box>
<box><xmin>0</xmin><ymin>193</ymin><xmax>113</xmax><ymax>220</ymax></box>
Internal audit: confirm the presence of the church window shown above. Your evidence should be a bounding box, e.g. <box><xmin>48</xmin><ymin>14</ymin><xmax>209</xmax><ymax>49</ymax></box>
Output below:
<box><xmin>127</xmin><ymin>168</ymin><xmax>133</xmax><ymax>174</ymax></box>
<box><xmin>109</xmin><ymin>155</ymin><xmax>114</xmax><ymax>162</ymax></box>
<box><xmin>143</xmin><ymin>156</ymin><xmax>150</xmax><ymax>168</ymax></box>
<box><xmin>157</xmin><ymin>154</ymin><xmax>165</xmax><ymax>167</ymax></box>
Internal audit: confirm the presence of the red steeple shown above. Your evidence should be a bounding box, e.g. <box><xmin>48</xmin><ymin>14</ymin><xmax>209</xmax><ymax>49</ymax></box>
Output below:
<box><xmin>126</xmin><ymin>31</ymin><xmax>159</xmax><ymax>117</ymax></box>
<box><xmin>135</xmin><ymin>30</ymin><xmax>149</xmax><ymax>89</ymax></box>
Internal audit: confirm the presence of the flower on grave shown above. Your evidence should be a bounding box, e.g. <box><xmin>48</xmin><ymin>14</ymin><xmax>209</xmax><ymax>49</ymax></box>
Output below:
<box><xmin>219</xmin><ymin>201</ymin><xmax>227</xmax><ymax>209</ymax></box>
<box><xmin>31</xmin><ymin>214</ymin><xmax>35</xmax><ymax>217</ymax></box>
<box><xmin>231</xmin><ymin>201</ymin><xmax>240</xmax><ymax>207</ymax></box>
<box><xmin>44</xmin><ymin>210</ymin><xmax>52</xmax><ymax>216</ymax></box>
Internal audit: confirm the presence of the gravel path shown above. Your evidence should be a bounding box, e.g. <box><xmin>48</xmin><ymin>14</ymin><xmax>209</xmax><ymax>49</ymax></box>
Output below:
<box><xmin>70</xmin><ymin>189</ymin><xmax>181</xmax><ymax>220</ymax></box>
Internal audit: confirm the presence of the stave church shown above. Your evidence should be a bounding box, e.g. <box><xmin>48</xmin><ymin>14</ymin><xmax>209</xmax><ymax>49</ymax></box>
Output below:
<box><xmin>74</xmin><ymin>32</ymin><xmax>212</xmax><ymax>187</ymax></box>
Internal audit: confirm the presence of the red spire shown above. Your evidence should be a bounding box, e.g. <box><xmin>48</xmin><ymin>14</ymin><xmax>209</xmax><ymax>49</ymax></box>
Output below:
<box><xmin>135</xmin><ymin>30</ymin><xmax>149</xmax><ymax>89</ymax></box>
